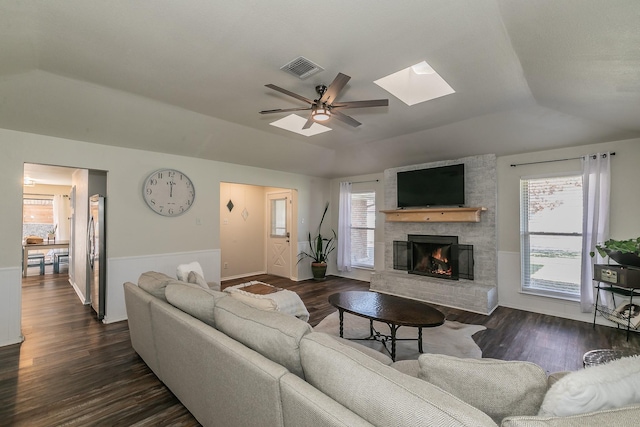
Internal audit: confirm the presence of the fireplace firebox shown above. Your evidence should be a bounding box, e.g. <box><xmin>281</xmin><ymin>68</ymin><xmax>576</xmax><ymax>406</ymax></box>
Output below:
<box><xmin>393</xmin><ymin>234</ymin><xmax>474</xmax><ymax>280</ymax></box>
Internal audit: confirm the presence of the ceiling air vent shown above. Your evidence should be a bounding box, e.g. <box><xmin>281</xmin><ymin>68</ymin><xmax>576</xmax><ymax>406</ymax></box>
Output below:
<box><xmin>280</xmin><ymin>56</ymin><xmax>324</xmax><ymax>79</ymax></box>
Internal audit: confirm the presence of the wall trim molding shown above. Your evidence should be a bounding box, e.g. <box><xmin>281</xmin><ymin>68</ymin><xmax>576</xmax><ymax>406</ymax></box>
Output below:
<box><xmin>0</xmin><ymin>266</ymin><xmax>24</xmax><ymax>347</ymax></box>
<box><xmin>106</xmin><ymin>249</ymin><xmax>221</xmax><ymax>323</ymax></box>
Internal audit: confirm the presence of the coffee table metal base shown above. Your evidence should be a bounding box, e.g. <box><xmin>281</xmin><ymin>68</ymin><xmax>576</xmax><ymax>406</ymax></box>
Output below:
<box><xmin>337</xmin><ymin>309</ymin><xmax>423</xmax><ymax>361</ymax></box>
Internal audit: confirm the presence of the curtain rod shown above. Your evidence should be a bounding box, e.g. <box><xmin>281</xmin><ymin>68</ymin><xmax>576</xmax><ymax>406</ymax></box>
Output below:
<box><xmin>348</xmin><ymin>179</ymin><xmax>380</xmax><ymax>184</ymax></box>
<box><xmin>23</xmin><ymin>193</ymin><xmax>69</xmax><ymax>197</ymax></box>
<box><xmin>510</xmin><ymin>152</ymin><xmax>615</xmax><ymax>168</ymax></box>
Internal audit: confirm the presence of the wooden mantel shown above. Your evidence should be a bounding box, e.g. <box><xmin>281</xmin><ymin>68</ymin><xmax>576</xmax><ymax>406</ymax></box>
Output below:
<box><xmin>381</xmin><ymin>207</ymin><xmax>487</xmax><ymax>223</ymax></box>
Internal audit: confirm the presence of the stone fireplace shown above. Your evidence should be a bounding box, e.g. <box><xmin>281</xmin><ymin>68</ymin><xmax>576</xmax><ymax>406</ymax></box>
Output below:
<box><xmin>371</xmin><ymin>154</ymin><xmax>498</xmax><ymax>315</ymax></box>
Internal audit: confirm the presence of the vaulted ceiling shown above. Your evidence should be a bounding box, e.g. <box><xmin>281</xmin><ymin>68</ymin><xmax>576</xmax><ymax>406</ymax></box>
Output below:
<box><xmin>2</xmin><ymin>1</ymin><xmax>639</xmax><ymax>178</ymax></box>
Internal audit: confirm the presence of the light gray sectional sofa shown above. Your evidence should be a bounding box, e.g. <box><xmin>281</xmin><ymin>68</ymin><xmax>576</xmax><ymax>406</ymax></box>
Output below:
<box><xmin>124</xmin><ymin>272</ymin><xmax>640</xmax><ymax>427</ymax></box>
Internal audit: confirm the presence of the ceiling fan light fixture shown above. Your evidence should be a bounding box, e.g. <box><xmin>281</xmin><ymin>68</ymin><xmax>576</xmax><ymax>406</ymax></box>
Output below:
<box><xmin>312</xmin><ymin>106</ymin><xmax>331</xmax><ymax>122</ymax></box>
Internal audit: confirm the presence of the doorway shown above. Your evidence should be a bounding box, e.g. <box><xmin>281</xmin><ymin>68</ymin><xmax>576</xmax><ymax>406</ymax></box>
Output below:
<box><xmin>22</xmin><ymin>163</ymin><xmax>108</xmax><ymax>311</ymax></box>
<box><xmin>220</xmin><ymin>183</ymin><xmax>298</xmax><ymax>281</ymax></box>
<box><xmin>22</xmin><ymin>164</ymin><xmax>74</xmax><ymax>277</ymax></box>
<box><xmin>266</xmin><ymin>191</ymin><xmax>293</xmax><ymax>278</ymax></box>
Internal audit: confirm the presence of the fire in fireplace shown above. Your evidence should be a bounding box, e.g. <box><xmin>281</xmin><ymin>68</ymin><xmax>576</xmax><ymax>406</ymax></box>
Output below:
<box><xmin>393</xmin><ymin>235</ymin><xmax>474</xmax><ymax>280</ymax></box>
<box><xmin>410</xmin><ymin>235</ymin><xmax>458</xmax><ymax>279</ymax></box>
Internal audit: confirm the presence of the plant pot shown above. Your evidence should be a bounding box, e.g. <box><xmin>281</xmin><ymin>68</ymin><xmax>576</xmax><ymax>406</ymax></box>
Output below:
<box><xmin>604</xmin><ymin>249</ymin><xmax>640</xmax><ymax>268</ymax></box>
<box><xmin>311</xmin><ymin>262</ymin><xmax>328</xmax><ymax>281</ymax></box>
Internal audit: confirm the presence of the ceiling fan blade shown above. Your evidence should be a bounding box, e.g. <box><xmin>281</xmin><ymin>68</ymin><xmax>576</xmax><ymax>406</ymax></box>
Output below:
<box><xmin>259</xmin><ymin>107</ymin><xmax>312</xmax><ymax>114</ymax></box>
<box><xmin>320</xmin><ymin>73</ymin><xmax>351</xmax><ymax>104</ymax></box>
<box><xmin>302</xmin><ymin>115</ymin><xmax>315</xmax><ymax>130</ymax></box>
<box><xmin>265</xmin><ymin>84</ymin><xmax>314</xmax><ymax>104</ymax></box>
<box><xmin>331</xmin><ymin>110</ymin><xmax>361</xmax><ymax>127</ymax></box>
<box><xmin>332</xmin><ymin>99</ymin><xmax>389</xmax><ymax>109</ymax></box>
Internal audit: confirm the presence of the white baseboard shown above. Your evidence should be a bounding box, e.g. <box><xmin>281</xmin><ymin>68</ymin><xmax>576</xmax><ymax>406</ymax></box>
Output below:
<box><xmin>221</xmin><ymin>270</ymin><xmax>266</xmax><ymax>281</ymax></box>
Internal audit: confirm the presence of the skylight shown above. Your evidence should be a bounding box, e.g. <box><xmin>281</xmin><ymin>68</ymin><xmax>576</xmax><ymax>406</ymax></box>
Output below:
<box><xmin>374</xmin><ymin>61</ymin><xmax>455</xmax><ymax>106</ymax></box>
<box><xmin>269</xmin><ymin>114</ymin><xmax>332</xmax><ymax>137</ymax></box>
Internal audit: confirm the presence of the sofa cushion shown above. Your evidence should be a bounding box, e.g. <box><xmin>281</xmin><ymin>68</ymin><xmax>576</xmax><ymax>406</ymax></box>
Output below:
<box><xmin>165</xmin><ymin>282</ymin><xmax>226</xmax><ymax>327</ymax></box>
<box><xmin>187</xmin><ymin>270</ymin><xmax>209</xmax><ymax>289</ymax></box>
<box><xmin>300</xmin><ymin>332</ymin><xmax>497</xmax><ymax>427</ymax></box>
<box><xmin>280</xmin><ymin>373</ymin><xmax>376</xmax><ymax>427</ymax></box>
<box><xmin>213</xmin><ymin>296</ymin><xmax>312</xmax><ymax>378</ymax></box>
<box><xmin>418</xmin><ymin>354</ymin><xmax>548</xmax><ymax>424</ymax></box>
<box><xmin>329</xmin><ymin>335</ymin><xmax>393</xmax><ymax>365</ymax></box>
<box><xmin>391</xmin><ymin>359</ymin><xmax>421</xmax><ymax>377</ymax></box>
<box><xmin>502</xmin><ymin>404</ymin><xmax>640</xmax><ymax>426</ymax></box>
<box><xmin>137</xmin><ymin>271</ymin><xmax>177</xmax><ymax>302</ymax></box>
<box><xmin>176</xmin><ymin>261</ymin><xmax>205</xmax><ymax>282</ymax></box>
<box><xmin>538</xmin><ymin>355</ymin><xmax>640</xmax><ymax>417</ymax></box>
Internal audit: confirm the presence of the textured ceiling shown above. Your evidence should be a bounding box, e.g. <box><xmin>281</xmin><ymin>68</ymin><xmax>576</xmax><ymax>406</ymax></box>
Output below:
<box><xmin>1</xmin><ymin>0</ymin><xmax>639</xmax><ymax>178</ymax></box>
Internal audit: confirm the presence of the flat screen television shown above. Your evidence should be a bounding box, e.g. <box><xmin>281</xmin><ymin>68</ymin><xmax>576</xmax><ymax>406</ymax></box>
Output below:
<box><xmin>397</xmin><ymin>164</ymin><xmax>465</xmax><ymax>208</ymax></box>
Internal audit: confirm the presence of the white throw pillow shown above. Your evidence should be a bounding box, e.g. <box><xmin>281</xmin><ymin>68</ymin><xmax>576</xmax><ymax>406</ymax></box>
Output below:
<box><xmin>176</xmin><ymin>261</ymin><xmax>204</xmax><ymax>282</ymax></box>
<box><xmin>187</xmin><ymin>271</ymin><xmax>209</xmax><ymax>289</ymax></box>
<box><xmin>539</xmin><ymin>355</ymin><xmax>640</xmax><ymax>417</ymax></box>
<box><xmin>418</xmin><ymin>353</ymin><xmax>548</xmax><ymax>423</ymax></box>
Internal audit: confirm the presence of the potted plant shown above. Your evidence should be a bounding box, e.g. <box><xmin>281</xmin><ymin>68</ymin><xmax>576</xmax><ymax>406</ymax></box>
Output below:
<box><xmin>591</xmin><ymin>237</ymin><xmax>640</xmax><ymax>268</ymax></box>
<box><xmin>47</xmin><ymin>224</ymin><xmax>57</xmax><ymax>242</ymax></box>
<box><xmin>298</xmin><ymin>202</ymin><xmax>337</xmax><ymax>280</ymax></box>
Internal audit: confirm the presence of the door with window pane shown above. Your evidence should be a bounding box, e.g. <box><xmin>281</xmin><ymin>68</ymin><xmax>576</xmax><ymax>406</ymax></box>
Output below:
<box><xmin>267</xmin><ymin>192</ymin><xmax>291</xmax><ymax>278</ymax></box>
<box><xmin>521</xmin><ymin>175</ymin><xmax>583</xmax><ymax>299</ymax></box>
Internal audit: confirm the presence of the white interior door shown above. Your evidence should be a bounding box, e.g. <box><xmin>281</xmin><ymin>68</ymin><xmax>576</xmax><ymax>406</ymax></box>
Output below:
<box><xmin>267</xmin><ymin>191</ymin><xmax>291</xmax><ymax>278</ymax></box>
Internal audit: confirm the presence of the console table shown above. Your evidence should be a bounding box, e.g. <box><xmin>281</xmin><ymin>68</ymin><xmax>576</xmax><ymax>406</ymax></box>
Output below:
<box><xmin>593</xmin><ymin>264</ymin><xmax>640</xmax><ymax>340</ymax></box>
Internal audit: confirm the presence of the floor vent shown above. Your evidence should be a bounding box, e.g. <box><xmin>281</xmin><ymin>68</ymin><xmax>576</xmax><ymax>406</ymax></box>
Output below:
<box><xmin>280</xmin><ymin>56</ymin><xmax>324</xmax><ymax>79</ymax></box>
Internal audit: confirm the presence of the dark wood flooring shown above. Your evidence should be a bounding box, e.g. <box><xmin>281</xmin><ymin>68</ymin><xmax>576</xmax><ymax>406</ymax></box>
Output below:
<box><xmin>1</xmin><ymin>272</ymin><xmax>638</xmax><ymax>426</ymax></box>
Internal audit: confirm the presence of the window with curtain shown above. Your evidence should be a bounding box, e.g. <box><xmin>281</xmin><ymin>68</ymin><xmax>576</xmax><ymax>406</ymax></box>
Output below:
<box><xmin>350</xmin><ymin>191</ymin><xmax>375</xmax><ymax>268</ymax></box>
<box><xmin>22</xmin><ymin>197</ymin><xmax>54</xmax><ymax>238</ymax></box>
<box><xmin>520</xmin><ymin>175</ymin><xmax>583</xmax><ymax>300</ymax></box>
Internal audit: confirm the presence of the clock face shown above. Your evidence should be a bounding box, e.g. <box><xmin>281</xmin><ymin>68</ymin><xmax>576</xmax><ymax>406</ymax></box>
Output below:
<box><xmin>143</xmin><ymin>169</ymin><xmax>195</xmax><ymax>216</ymax></box>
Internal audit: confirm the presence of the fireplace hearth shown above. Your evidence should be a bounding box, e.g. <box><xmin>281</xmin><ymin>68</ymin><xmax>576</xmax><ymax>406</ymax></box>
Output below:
<box><xmin>394</xmin><ymin>234</ymin><xmax>474</xmax><ymax>280</ymax></box>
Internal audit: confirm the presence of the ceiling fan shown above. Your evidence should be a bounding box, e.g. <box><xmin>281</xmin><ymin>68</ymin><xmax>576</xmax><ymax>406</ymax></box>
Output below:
<box><xmin>259</xmin><ymin>72</ymin><xmax>388</xmax><ymax>129</ymax></box>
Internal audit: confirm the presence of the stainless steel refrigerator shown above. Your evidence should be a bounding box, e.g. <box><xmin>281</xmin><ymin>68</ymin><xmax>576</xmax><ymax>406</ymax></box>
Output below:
<box><xmin>88</xmin><ymin>194</ymin><xmax>106</xmax><ymax>320</ymax></box>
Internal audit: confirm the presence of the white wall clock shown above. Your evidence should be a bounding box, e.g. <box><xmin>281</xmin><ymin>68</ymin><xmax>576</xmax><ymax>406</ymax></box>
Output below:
<box><xmin>143</xmin><ymin>168</ymin><xmax>195</xmax><ymax>217</ymax></box>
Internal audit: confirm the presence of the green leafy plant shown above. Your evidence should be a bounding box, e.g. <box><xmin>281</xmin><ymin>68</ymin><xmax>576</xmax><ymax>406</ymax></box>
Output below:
<box><xmin>48</xmin><ymin>224</ymin><xmax>57</xmax><ymax>235</ymax></box>
<box><xmin>590</xmin><ymin>237</ymin><xmax>640</xmax><ymax>258</ymax></box>
<box><xmin>297</xmin><ymin>202</ymin><xmax>337</xmax><ymax>264</ymax></box>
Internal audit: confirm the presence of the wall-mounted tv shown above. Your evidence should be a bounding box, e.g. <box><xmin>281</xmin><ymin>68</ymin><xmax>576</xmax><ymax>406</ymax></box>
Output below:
<box><xmin>397</xmin><ymin>164</ymin><xmax>465</xmax><ymax>208</ymax></box>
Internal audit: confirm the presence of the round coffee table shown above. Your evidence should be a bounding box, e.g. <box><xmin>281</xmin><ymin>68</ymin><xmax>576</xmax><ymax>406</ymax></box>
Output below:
<box><xmin>328</xmin><ymin>291</ymin><xmax>445</xmax><ymax>361</ymax></box>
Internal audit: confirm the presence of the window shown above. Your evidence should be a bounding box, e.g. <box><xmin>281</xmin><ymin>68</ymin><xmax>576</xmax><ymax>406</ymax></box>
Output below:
<box><xmin>350</xmin><ymin>192</ymin><xmax>375</xmax><ymax>268</ymax></box>
<box><xmin>520</xmin><ymin>175</ymin><xmax>583</xmax><ymax>299</ymax></box>
<box><xmin>270</xmin><ymin>197</ymin><xmax>287</xmax><ymax>237</ymax></box>
<box><xmin>23</xmin><ymin>197</ymin><xmax>54</xmax><ymax>238</ymax></box>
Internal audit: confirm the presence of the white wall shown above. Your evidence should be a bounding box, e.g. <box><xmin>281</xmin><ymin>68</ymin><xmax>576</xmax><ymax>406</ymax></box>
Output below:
<box><xmin>329</xmin><ymin>172</ymin><xmax>385</xmax><ymax>282</ymax></box>
<box><xmin>497</xmin><ymin>138</ymin><xmax>640</xmax><ymax>323</ymax></box>
<box><xmin>0</xmin><ymin>128</ymin><xmax>329</xmax><ymax>346</ymax></box>
<box><xmin>220</xmin><ymin>182</ymin><xmax>267</xmax><ymax>279</ymax></box>
<box><xmin>71</xmin><ymin>168</ymin><xmax>89</xmax><ymax>302</ymax></box>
